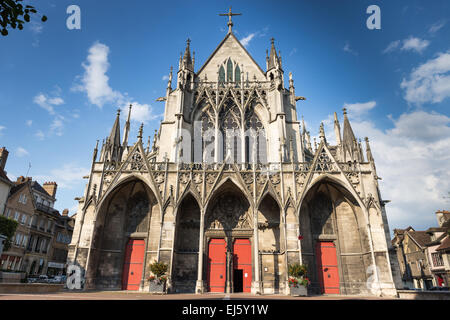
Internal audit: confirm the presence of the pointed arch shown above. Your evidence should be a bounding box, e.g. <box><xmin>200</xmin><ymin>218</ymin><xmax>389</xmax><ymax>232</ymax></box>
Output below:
<box><xmin>226</xmin><ymin>58</ymin><xmax>233</xmax><ymax>82</ymax></box>
<box><xmin>218</xmin><ymin>65</ymin><xmax>225</xmax><ymax>85</ymax></box>
<box><xmin>235</xmin><ymin>65</ymin><xmax>241</xmax><ymax>86</ymax></box>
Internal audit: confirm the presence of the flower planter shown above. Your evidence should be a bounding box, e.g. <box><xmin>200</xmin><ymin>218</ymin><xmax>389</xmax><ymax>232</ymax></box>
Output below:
<box><xmin>149</xmin><ymin>281</ymin><xmax>166</xmax><ymax>294</ymax></box>
<box><xmin>290</xmin><ymin>285</ymin><xmax>308</xmax><ymax>297</ymax></box>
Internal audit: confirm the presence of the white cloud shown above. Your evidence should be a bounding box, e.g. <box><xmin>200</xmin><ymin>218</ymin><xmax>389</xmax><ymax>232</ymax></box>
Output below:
<box><xmin>383</xmin><ymin>37</ymin><xmax>429</xmax><ymax>54</ymax></box>
<box><xmin>289</xmin><ymin>48</ymin><xmax>297</xmax><ymax>56</ymax></box>
<box><xmin>29</xmin><ymin>20</ymin><xmax>43</xmax><ymax>34</ymax></box>
<box><xmin>0</xmin><ymin>125</ymin><xmax>5</xmax><ymax>136</ymax></box>
<box><xmin>352</xmin><ymin>111</ymin><xmax>450</xmax><ymax>230</ymax></box>
<box><xmin>50</xmin><ymin>116</ymin><xmax>65</xmax><ymax>136</ymax></box>
<box><xmin>240</xmin><ymin>33</ymin><xmax>256</xmax><ymax>48</ymax></box>
<box><xmin>343</xmin><ymin>101</ymin><xmax>376</xmax><ymax>120</ymax></box>
<box><xmin>321</xmin><ymin>109</ymin><xmax>450</xmax><ymax>230</ymax></box>
<box><xmin>401</xmin><ymin>37</ymin><xmax>430</xmax><ymax>53</ymax></box>
<box><xmin>120</xmin><ymin>102</ymin><xmax>162</xmax><ymax>124</ymax></box>
<box><xmin>16</xmin><ymin>147</ymin><xmax>29</xmax><ymax>157</ymax></box>
<box><xmin>26</xmin><ymin>120</ymin><xmax>33</xmax><ymax>126</ymax></box>
<box><xmin>33</xmin><ymin>93</ymin><xmax>64</xmax><ymax>114</ymax></box>
<box><xmin>162</xmin><ymin>75</ymin><xmax>169</xmax><ymax>81</ymax></box>
<box><xmin>429</xmin><ymin>20</ymin><xmax>446</xmax><ymax>34</ymax></box>
<box><xmin>34</xmin><ymin>163</ymin><xmax>90</xmax><ymax>190</ymax></box>
<box><xmin>35</xmin><ymin>130</ymin><xmax>45</xmax><ymax>140</ymax></box>
<box><xmin>382</xmin><ymin>40</ymin><xmax>400</xmax><ymax>54</ymax></box>
<box><xmin>343</xmin><ymin>41</ymin><xmax>358</xmax><ymax>56</ymax></box>
<box><xmin>72</xmin><ymin>42</ymin><xmax>123</xmax><ymax>107</ymax></box>
<box><xmin>400</xmin><ymin>51</ymin><xmax>450</xmax><ymax>105</ymax></box>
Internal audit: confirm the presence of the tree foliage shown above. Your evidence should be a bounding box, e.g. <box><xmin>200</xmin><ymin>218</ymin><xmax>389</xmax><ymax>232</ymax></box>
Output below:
<box><xmin>0</xmin><ymin>215</ymin><xmax>19</xmax><ymax>251</ymax></box>
<box><xmin>0</xmin><ymin>0</ymin><xmax>47</xmax><ymax>36</ymax></box>
<box><xmin>149</xmin><ymin>260</ymin><xmax>168</xmax><ymax>277</ymax></box>
<box><xmin>288</xmin><ymin>263</ymin><xmax>307</xmax><ymax>278</ymax></box>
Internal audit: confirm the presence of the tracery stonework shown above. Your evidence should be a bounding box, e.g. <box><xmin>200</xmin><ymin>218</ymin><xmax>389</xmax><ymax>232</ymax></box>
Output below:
<box><xmin>68</xmin><ymin>10</ymin><xmax>401</xmax><ymax>297</ymax></box>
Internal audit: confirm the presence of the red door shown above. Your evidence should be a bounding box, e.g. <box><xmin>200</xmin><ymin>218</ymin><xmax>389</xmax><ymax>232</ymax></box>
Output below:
<box><xmin>316</xmin><ymin>242</ymin><xmax>340</xmax><ymax>294</ymax></box>
<box><xmin>122</xmin><ymin>239</ymin><xmax>145</xmax><ymax>290</ymax></box>
<box><xmin>233</xmin><ymin>238</ymin><xmax>252</xmax><ymax>293</ymax></box>
<box><xmin>207</xmin><ymin>238</ymin><xmax>226</xmax><ymax>292</ymax></box>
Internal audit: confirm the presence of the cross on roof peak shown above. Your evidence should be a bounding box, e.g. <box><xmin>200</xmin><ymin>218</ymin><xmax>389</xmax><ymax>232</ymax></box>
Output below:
<box><xmin>219</xmin><ymin>6</ymin><xmax>242</xmax><ymax>33</ymax></box>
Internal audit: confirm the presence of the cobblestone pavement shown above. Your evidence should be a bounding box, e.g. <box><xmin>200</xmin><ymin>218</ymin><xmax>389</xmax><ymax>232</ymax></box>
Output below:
<box><xmin>0</xmin><ymin>290</ymin><xmax>398</xmax><ymax>300</ymax></box>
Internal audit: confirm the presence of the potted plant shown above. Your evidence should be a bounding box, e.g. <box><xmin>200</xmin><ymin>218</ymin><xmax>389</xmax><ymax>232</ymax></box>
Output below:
<box><xmin>148</xmin><ymin>260</ymin><xmax>168</xmax><ymax>293</ymax></box>
<box><xmin>288</xmin><ymin>263</ymin><xmax>309</xmax><ymax>296</ymax></box>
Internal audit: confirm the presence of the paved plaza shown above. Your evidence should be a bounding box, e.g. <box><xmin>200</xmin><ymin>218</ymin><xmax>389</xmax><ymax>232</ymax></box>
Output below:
<box><xmin>0</xmin><ymin>290</ymin><xmax>399</xmax><ymax>300</ymax></box>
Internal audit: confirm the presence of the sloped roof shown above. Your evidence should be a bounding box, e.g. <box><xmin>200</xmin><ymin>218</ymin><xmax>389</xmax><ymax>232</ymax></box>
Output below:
<box><xmin>30</xmin><ymin>180</ymin><xmax>51</xmax><ymax>197</ymax></box>
<box><xmin>196</xmin><ymin>31</ymin><xmax>266</xmax><ymax>76</ymax></box>
<box><xmin>0</xmin><ymin>168</ymin><xmax>12</xmax><ymax>186</ymax></box>
<box><xmin>408</xmin><ymin>231</ymin><xmax>432</xmax><ymax>247</ymax></box>
<box><xmin>436</xmin><ymin>235</ymin><xmax>450</xmax><ymax>252</ymax></box>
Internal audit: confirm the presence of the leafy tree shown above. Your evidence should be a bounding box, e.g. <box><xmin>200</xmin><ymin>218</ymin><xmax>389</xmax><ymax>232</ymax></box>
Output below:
<box><xmin>288</xmin><ymin>263</ymin><xmax>307</xmax><ymax>278</ymax></box>
<box><xmin>0</xmin><ymin>215</ymin><xmax>19</xmax><ymax>251</ymax></box>
<box><xmin>0</xmin><ymin>0</ymin><xmax>47</xmax><ymax>36</ymax></box>
<box><xmin>149</xmin><ymin>260</ymin><xmax>168</xmax><ymax>278</ymax></box>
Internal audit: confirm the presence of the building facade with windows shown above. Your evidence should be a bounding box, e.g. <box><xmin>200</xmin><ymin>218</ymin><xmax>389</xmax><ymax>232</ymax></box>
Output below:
<box><xmin>0</xmin><ymin>148</ymin><xmax>13</xmax><ymax>218</ymax></box>
<box><xmin>47</xmin><ymin>209</ymin><xmax>74</xmax><ymax>276</ymax></box>
<box><xmin>68</xmin><ymin>11</ymin><xmax>400</xmax><ymax>296</ymax></box>
<box><xmin>392</xmin><ymin>210</ymin><xmax>450</xmax><ymax>289</ymax></box>
<box><xmin>0</xmin><ymin>177</ymin><xmax>59</xmax><ymax>275</ymax></box>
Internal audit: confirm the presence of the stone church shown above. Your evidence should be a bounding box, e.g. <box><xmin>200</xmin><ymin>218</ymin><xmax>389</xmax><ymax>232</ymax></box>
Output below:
<box><xmin>68</xmin><ymin>10</ymin><xmax>401</xmax><ymax>296</ymax></box>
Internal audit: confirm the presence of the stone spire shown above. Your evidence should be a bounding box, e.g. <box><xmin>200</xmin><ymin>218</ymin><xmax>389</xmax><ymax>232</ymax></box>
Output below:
<box><xmin>319</xmin><ymin>122</ymin><xmax>326</xmax><ymax>144</ymax></box>
<box><xmin>103</xmin><ymin>109</ymin><xmax>122</xmax><ymax>163</ymax></box>
<box><xmin>342</xmin><ymin>108</ymin><xmax>357</xmax><ymax>161</ymax></box>
<box><xmin>365</xmin><ymin>137</ymin><xmax>374</xmax><ymax>162</ymax></box>
<box><xmin>267</xmin><ymin>38</ymin><xmax>280</xmax><ymax>71</ymax></box>
<box><xmin>122</xmin><ymin>104</ymin><xmax>132</xmax><ymax>148</ymax></box>
<box><xmin>334</xmin><ymin>112</ymin><xmax>342</xmax><ymax>146</ymax></box>
<box><xmin>182</xmin><ymin>38</ymin><xmax>193</xmax><ymax>71</ymax></box>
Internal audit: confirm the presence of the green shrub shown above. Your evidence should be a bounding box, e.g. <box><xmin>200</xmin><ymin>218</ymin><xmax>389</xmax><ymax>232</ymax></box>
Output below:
<box><xmin>0</xmin><ymin>215</ymin><xmax>19</xmax><ymax>251</ymax></box>
<box><xmin>149</xmin><ymin>260</ymin><xmax>168</xmax><ymax>278</ymax></box>
<box><xmin>288</xmin><ymin>263</ymin><xmax>307</xmax><ymax>278</ymax></box>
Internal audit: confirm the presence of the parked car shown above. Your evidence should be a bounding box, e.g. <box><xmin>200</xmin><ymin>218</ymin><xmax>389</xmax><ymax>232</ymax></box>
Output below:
<box><xmin>37</xmin><ymin>275</ymin><xmax>49</xmax><ymax>283</ymax></box>
<box><xmin>48</xmin><ymin>275</ymin><xmax>66</xmax><ymax>284</ymax></box>
<box><xmin>27</xmin><ymin>276</ymin><xmax>38</xmax><ymax>283</ymax></box>
<box><xmin>429</xmin><ymin>286</ymin><xmax>449</xmax><ymax>291</ymax></box>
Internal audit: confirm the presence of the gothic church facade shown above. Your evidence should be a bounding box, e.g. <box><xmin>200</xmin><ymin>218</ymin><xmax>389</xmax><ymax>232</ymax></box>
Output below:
<box><xmin>68</xmin><ymin>13</ymin><xmax>401</xmax><ymax>296</ymax></box>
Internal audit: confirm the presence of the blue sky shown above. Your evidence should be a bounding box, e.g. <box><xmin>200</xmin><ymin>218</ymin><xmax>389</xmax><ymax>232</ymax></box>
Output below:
<box><xmin>0</xmin><ymin>0</ymin><xmax>449</xmax><ymax>233</ymax></box>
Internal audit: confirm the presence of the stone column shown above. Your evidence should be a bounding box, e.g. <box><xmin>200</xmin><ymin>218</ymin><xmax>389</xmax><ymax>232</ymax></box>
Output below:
<box><xmin>195</xmin><ymin>208</ymin><xmax>205</xmax><ymax>293</ymax></box>
<box><xmin>251</xmin><ymin>207</ymin><xmax>261</xmax><ymax>294</ymax></box>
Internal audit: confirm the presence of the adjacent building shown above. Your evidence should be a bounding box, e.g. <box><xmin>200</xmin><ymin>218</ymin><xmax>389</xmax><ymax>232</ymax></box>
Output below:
<box><xmin>0</xmin><ymin>147</ymin><xmax>13</xmax><ymax>217</ymax></box>
<box><xmin>47</xmin><ymin>209</ymin><xmax>74</xmax><ymax>276</ymax></box>
<box><xmin>1</xmin><ymin>177</ymin><xmax>59</xmax><ymax>275</ymax></box>
<box><xmin>392</xmin><ymin>210</ymin><xmax>450</xmax><ymax>289</ymax></box>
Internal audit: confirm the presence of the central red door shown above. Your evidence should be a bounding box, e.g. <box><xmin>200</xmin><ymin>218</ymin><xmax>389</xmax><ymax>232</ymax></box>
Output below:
<box><xmin>122</xmin><ymin>239</ymin><xmax>145</xmax><ymax>290</ymax></box>
<box><xmin>316</xmin><ymin>241</ymin><xmax>340</xmax><ymax>294</ymax></box>
<box><xmin>233</xmin><ymin>238</ymin><xmax>252</xmax><ymax>293</ymax></box>
<box><xmin>207</xmin><ymin>238</ymin><xmax>226</xmax><ymax>292</ymax></box>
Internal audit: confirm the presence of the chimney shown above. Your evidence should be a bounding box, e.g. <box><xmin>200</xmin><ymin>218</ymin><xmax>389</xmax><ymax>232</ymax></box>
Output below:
<box><xmin>62</xmin><ymin>209</ymin><xmax>69</xmax><ymax>216</ymax></box>
<box><xmin>16</xmin><ymin>176</ymin><xmax>31</xmax><ymax>184</ymax></box>
<box><xmin>0</xmin><ymin>147</ymin><xmax>9</xmax><ymax>171</ymax></box>
<box><xmin>43</xmin><ymin>181</ymin><xmax>58</xmax><ymax>198</ymax></box>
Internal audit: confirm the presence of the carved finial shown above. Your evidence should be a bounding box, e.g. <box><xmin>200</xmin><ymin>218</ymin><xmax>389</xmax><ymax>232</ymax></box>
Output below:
<box><xmin>116</xmin><ymin>108</ymin><xmax>121</xmax><ymax>116</ymax></box>
<box><xmin>138</xmin><ymin>123</ymin><xmax>144</xmax><ymax>139</ymax></box>
<box><xmin>343</xmin><ymin>107</ymin><xmax>347</xmax><ymax>116</ymax></box>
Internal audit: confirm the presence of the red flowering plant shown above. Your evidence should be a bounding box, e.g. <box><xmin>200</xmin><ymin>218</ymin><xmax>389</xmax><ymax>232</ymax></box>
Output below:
<box><xmin>288</xmin><ymin>263</ymin><xmax>309</xmax><ymax>288</ymax></box>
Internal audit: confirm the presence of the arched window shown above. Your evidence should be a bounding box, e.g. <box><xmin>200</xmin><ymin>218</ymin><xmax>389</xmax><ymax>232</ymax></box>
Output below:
<box><xmin>226</xmin><ymin>59</ymin><xmax>233</xmax><ymax>82</ymax></box>
<box><xmin>245</xmin><ymin>105</ymin><xmax>267</xmax><ymax>164</ymax></box>
<box><xmin>201</xmin><ymin>108</ymin><xmax>215</xmax><ymax>162</ymax></box>
<box><xmin>219</xmin><ymin>100</ymin><xmax>241</xmax><ymax>163</ymax></box>
<box><xmin>235</xmin><ymin>65</ymin><xmax>241</xmax><ymax>87</ymax></box>
<box><xmin>218</xmin><ymin>66</ymin><xmax>225</xmax><ymax>86</ymax></box>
